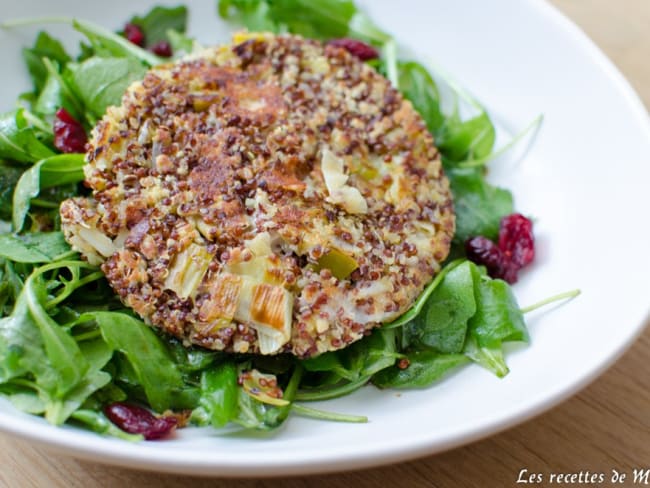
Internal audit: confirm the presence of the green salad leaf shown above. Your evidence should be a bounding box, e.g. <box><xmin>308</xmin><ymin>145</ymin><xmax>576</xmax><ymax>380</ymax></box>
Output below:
<box><xmin>128</xmin><ymin>6</ymin><xmax>188</xmax><ymax>47</ymax></box>
<box><xmin>0</xmin><ymin>110</ymin><xmax>55</xmax><ymax>164</ymax></box>
<box><xmin>372</xmin><ymin>352</ymin><xmax>469</xmax><ymax>389</ymax></box>
<box><xmin>22</xmin><ymin>31</ymin><xmax>71</xmax><ymax>93</ymax></box>
<box><xmin>447</xmin><ymin>167</ymin><xmax>514</xmax><ymax>244</ymax></box>
<box><xmin>93</xmin><ymin>312</ymin><xmax>188</xmax><ymax>412</ymax></box>
<box><xmin>192</xmin><ymin>362</ymin><xmax>239</xmax><ymax>428</ymax></box>
<box><xmin>12</xmin><ymin>153</ymin><xmax>85</xmax><ymax>231</ymax></box>
<box><xmin>0</xmin><ymin>232</ymin><xmax>70</xmax><ymax>264</ymax></box>
<box><xmin>218</xmin><ymin>0</ymin><xmax>389</xmax><ymax>43</ymax></box>
<box><xmin>404</xmin><ymin>260</ymin><xmax>477</xmax><ymax>354</ymax></box>
<box><xmin>67</xmin><ymin>56</ymin><xmax>148</xmax><ymax>119</ymax></box>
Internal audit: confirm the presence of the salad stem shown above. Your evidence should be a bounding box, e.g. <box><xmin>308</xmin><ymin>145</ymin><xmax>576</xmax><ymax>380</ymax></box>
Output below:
<box><xmin>46</xmin><ymin>271</ymin><xmax>105</xmax><ymax>309</ymax></box>
<box><xmin>295</xmin><ymin>375</ymin><xmax>370</xmax><ymax>401</ymax></box>
<box><xmin>520</xmin><ymin>289</ymin><xmax>581</xmax><ymax>314</ymax></box>
<box><xmin>292</xmin><ymin>403</ymin><xmax>368</xmax><ymax>423</ymax></box>
<box><xmin>0</xmin><ymin>17</ymin><xmax>73</xmax><ymax>28</ymax></box>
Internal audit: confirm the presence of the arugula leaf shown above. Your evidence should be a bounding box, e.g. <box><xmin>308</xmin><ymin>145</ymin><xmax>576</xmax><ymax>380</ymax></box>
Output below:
<box><xmin>12</xmin><ymin>153</ymin><xmax>85</xmax><ymax>231</ymax></box>
<box><xmin>93</xmin><ymin>311</ymin><xmax>186</xmax><ymax>412</ymax></box>
<box><xmin>372</xmin><ymin>351</ymin><xmax>469</xmax><ymax>389</ymax></box>
<box><xmin>128</xmin><ymin>6</ymin><xmax>188</xmax><ymax>47</ymax></box>
<box><xmin>405</xmin><ymin>261</ymin><xmax>477</xmax><ymax>354</ymax></box>
<box><xmin>447</xmin><ymin>167</ymin><xmax>513</xmax><ymax>244</ymax></box>
<box><xmin>67</xmin><ymin>57</ymin><xmax>148</xmax><ymax>119</ymax></box>
<box><xmin>0</xmin><ymin>232</ymin><xmax>70</xmax><ymax>263</ymax></box>
<box><xmin>22</xmin><ymin>31</ymin><xmax>71</xmax><ymax>93</ymax></box>
<box><xmin>0</xmin><ymin>109</ymin><xmax>55</xmax><ymax>163</ymax></box>
<box><xmin>72</xmin><ymin>19</ymin><xmax>161</xmax><ymax>66</ymax></box>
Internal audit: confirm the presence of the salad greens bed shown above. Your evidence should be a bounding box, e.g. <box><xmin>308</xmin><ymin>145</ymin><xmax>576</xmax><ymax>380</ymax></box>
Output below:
<box><xmin>0</xmin><ymin>1</ymin><xmax>576</xmax><ymax>439</ymax></box>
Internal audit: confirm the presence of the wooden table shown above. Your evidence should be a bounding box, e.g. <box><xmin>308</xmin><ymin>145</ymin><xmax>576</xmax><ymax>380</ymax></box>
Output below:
<box><xmin>1</xmin><ymin>1</ymin><xmax>648</xmax><ymax>486</ymax></box>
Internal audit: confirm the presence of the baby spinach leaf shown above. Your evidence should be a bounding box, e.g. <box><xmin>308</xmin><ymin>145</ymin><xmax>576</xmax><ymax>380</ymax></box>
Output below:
<box><xmin>22</xmin><ymin>31</ymin><xmax>71</xmax><ymax>93</ymax></box>
<box><xmin>438</xmin><ymin>111</ymin><xmax>496</xmax><ymax>163</ymax></box>
<box><xmin>405</xmin><ymin>261</ymin><xmax>477</xmax><ymax>354</ymax></box>
<box><xmin>67</xmin><ymin>57</ymin><xmax>148</xmax><ymax>120</ymax></box>
<box><xmin>398</xmin><ymin>61</ymin><xmax>445</xmax><ymax>136</ymax></box>
<box><xmin>447</xmin><ymin>167</ymin><xmax>513</xmax><ymax>243</ymax></box>
<box><xmin>128</xmin><ymin>6</ymin><xmax>188</xmax><ymax>47</ymax></box>
<box><xmin>463</xmin><ymin>334</ymin><xmax>509</xmax><ymax>378</ymax></box>
<box><xmin>0</xmin><ymin>109</ymin><xmax>55</xmax><ymax>163</ymax></box>
<box><xmin>13</xmin><ymin>153</ymin><xmax>85</xmax><ymax>231</ymax></box>
<box><xmin>165</xmin><ymin>339</ymin><xmax>221</xmax><ymax>373</ymax></box>
<box><xmin>93</xmin><ymin>311</ymin><xmax>186</xmax><ymax>412</ymax></box>
<box><xmin>384</xmin><ymin>259</ymin><xmax>463</xmax><ymax>329</ymax></box>
<box><xmin>372</xmin><ymin>351</ymin><xmax>469</xmax><ymax>389</ymax></box>
<box><xmin>468</xmin><ymin>277</ymin><xmax>528</xmax><ymax>349</ymax></box>
<box><xmin>0</xmin><ymin>232</ymin><xmax>70</xmax><ymax>264</ymax></box>
<box><xmin>301</xmin><ymin>350</ymin><xmax>354</xmax><ymax>380</ymax></box>
<box><xmin>192</xmin><ymin>362</ymin><xmax>239</xmax><ymax>428</ymax></box>
<box><xmin>341</xmin><ymin>328</ymin><xmax>399</xmax><ymax>378</ymax></box>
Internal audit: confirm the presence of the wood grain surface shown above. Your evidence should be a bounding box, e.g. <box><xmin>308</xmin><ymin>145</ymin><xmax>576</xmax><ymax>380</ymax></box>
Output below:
<box><xmin>0</xmin><ymin>1</ymin><xmax>648</xmax><ymax>487</ymax></box>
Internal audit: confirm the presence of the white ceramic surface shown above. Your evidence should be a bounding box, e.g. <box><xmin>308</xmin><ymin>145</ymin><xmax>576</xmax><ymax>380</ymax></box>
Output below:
<box><xmin>0</xmin><ymin>0</ymin><xmax>648</xmax><ymax>477</ymax></box>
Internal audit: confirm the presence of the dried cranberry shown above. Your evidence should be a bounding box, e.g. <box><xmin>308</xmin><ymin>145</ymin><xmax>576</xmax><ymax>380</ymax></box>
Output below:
<box><xmin>498</xmin><ymin>213</ymin><xmax>535</xmax><ymax>269</ymax></box>
<box><xmin>151</xmin><ymin>41</ymin><xmax>173</xmax><ymax>58</ymax></box>
<box><xmin>124</xmin><ymin>23</ymin><xmax>145</xmax><ymax>47</ymax></box>
<box><xmin>53</xmin><ymin>108</ymin><xmax>87</xmax><ymax>154</ymax></box>
<box><xmin>465</xmin><ymin>236</ymin><xmax>513</xmax><ymax>282</ymax></box>
<box><xmin>327</xmin><ymin>38</ymin><xmax>379</xmax><ymax>61</ymax></box>
<box><xmin>465</xmin><ymin>213</ymin><xmax>535</xmax><ymax>283</ymax></box>
<box><xmin>104</xmin><ymin>402</ymin><xmax>177</xmax><ymax>440</ymax></box>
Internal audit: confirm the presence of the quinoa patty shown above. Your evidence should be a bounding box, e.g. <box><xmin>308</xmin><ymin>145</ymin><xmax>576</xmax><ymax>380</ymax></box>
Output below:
<box><xmin>60</xmin><ymin>33</ymin><xmax>455</xmax><ymax>357</ymax></box>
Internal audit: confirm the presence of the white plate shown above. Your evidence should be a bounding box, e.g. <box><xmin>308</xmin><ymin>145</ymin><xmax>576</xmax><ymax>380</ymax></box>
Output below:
<box><xmin>0</xmin><ymin>0</ymin><xmax>648</xmax><ymax>477</ymax></box>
